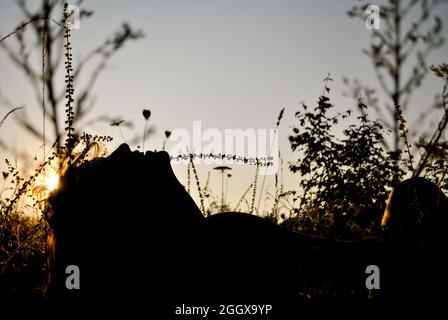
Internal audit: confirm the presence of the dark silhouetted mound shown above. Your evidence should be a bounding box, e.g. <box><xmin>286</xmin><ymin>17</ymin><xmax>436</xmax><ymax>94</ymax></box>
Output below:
<box><xmin>46</xmin><ymin>145</ymin><xmax>448</xmax><ymax>316</ymax></box>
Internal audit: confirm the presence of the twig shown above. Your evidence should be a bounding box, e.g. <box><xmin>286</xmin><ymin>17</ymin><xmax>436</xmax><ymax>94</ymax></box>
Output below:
<box><xmin>414</xmin><ymin>81</ymin><xmax>448</xmax><ymax>177</ymax></box>
<box><xmin>0</xmin><ymin>107</ymin><xmax>24</xmax><ymax>127</ymax></box>
<box><xmin>189</xmin><ymin>154</ymin><xmax>205</xmax><ymax>215</ymax></box>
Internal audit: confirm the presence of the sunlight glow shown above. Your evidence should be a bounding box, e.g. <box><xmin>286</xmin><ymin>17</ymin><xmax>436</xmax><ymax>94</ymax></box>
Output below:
<box><xmin>44</xmin><ymin>170</ymin><xmax>59</xmax><ymax>192</ymax></box>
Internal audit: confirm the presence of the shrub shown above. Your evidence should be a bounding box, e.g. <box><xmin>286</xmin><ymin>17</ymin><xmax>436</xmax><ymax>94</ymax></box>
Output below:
<box><xmin>286</xmin><ymin>84</ymin><xmax>399</xmax><ymax>239</ymax></box>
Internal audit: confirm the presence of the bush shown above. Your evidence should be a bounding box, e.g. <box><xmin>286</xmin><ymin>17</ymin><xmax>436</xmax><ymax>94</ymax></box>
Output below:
<box><xmin>285</xmin><ymin>87</ymin><xmax>400</xmax><ymax>239</ymax></box>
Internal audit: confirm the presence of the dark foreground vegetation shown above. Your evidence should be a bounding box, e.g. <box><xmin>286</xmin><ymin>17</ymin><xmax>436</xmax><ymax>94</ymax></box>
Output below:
<box><xmin>1</xmin><ymin>1</ymin><xmax>448</xmax><ymax>317</ymax></box>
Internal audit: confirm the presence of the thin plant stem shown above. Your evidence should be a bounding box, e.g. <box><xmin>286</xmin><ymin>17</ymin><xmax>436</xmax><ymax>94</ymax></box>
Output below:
<box><xmin>118</xmin><ymin>127</ymin><xmax>126</xmax><ymax>144</ymax></box>
<box><xmin>142</xmin><ymin>120</ymin><xmax>148</xmax><ymax>152</ymax></box>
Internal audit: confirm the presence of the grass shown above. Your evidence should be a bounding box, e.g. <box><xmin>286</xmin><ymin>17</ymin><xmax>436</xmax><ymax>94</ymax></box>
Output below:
<box><xmin>1</xmin><ymin>1</ymin><xmax>448</xmax><ymax>304</ymax></box>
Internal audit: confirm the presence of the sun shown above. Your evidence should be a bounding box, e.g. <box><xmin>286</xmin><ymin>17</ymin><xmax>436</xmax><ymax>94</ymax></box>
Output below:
<box><xmin>44</xmin><ymin>170</ymin><xmax>59</xmax><ymax>192</ymax></box>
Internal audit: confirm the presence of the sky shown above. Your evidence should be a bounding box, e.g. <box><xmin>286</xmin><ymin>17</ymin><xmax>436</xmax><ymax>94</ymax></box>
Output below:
<box><xmin>1</xmin><ymin>0</ymin><xmax>447</xmax><ymax>214</ymax></box>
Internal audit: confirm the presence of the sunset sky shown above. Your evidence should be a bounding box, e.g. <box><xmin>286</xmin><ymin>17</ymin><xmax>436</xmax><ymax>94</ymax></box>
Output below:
<box><xmin>1</xmin><ymin>0</ymin><xmax>447</xmax><ymax>213</ymax></box>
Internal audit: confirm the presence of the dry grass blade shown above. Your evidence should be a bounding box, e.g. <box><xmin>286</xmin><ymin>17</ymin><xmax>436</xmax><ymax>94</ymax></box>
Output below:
<box><xmin>0</xmin><ymin>107</ymin><xmax>24</xmax><ymax>128</ymax></box>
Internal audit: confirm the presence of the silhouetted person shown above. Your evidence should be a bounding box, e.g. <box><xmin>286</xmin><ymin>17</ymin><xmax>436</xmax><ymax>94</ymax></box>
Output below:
<box><xmin>47</xmin><ymin>144</ymin><xmax>203</xmax><ymax>315</ymax></box>
<box><xmin>46</xmin><ymin>144</ymin><xmax>448</xmax><ymax>316</ymax></box>
<box><xmin>46</xmin><ymin>144</ymin><xmax>303</xmax><ymax>317</ymax></box>
<box><xmin>381</xmin><ymin>177</ymin><xmax>448</xmax><ymax>307</ymax></box>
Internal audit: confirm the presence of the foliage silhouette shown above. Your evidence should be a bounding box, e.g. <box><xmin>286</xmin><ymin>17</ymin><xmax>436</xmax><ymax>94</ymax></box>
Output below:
<box><xmin>0</xmin><ymin>0</ymin><xmax>143</xmax><ymax>152</ymax></box>
<box><xmin>348</xmin><ymin>0</ymin><xmax>447</xmax><ymax>154</ymax></box>
<box><xmin>287</xmin><ymin>86</ymin><xmax>398</xmax><ymax>239</ymax></box>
